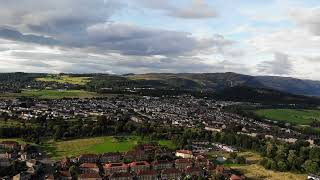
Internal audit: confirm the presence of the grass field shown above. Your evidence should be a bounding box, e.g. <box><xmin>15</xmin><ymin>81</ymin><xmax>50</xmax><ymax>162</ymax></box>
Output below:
<box><xmin>0</xmin><ymin>89</ymin><xmax>99</xmax><ymax>99</ymax></box>
<box><xmin>44</xmin><ymin>136</ymin><xmax>176</xmax><ymax>159</ymax></box>
<box><xmin>255</xmin><ymin>109</ymin><xmax>320</xmax><ymax>125</ymax></box>
<box><xmin>232</xmin><ymin>164</ymin><xmax>306</xmax><ymax>180</ymax></box>
<box><xmin>0</xmin><ymin>138</ymin><xmax>34</xmax><ymax>145</ymax></box>
<box><xmin>0</xmin><ymin>120</ymin><xmax>38</xmax><ymax>128</ymax></box>
<box><xmin>36</xmin><ymin>75</ymin><xmax>91</xmax><ymax>85</ymax></box>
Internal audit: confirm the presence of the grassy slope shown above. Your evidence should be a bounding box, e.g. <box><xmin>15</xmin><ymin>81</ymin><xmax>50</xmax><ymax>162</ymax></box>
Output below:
<box><xmin>0</xmin><ymin>120</ymin><xmax>38</xmax><ymax>128</ymax></box>
<box><xmin>0</xmin><ymin>89</ymin><xmax>99</xmax><ymax>99</ymax></box>
<box><xmin>44</xmin><ymin>136</ymin><xmax>176</xmax><ymax>159</ymax></box>
<box><xmin>255</xmin><ymin>109</ymin><xmax>320</xmax><ymax>125</ymax></box>
<box><xmin>36</xmin><ymin>75</ymin><xmax>91</xmax><ymax>85</ymax></box>
<box><xmin>232</xmin><ymin>152</ymin><xmax>306</xmax><ymax>180</ymax></box>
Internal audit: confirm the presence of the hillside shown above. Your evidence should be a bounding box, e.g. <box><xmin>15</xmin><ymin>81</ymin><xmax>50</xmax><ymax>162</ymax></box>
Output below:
<box><xmin>125</xmin><ymin>73</ymin><xmax>320</xmax><ymax>96</ymax></box>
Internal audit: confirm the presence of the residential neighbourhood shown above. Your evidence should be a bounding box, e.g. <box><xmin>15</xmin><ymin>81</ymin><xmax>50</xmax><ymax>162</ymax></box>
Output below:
<box><xmin>0</xmin><ymin>140</ymin><xmax>245</xmax><ymax>180</ymax></box>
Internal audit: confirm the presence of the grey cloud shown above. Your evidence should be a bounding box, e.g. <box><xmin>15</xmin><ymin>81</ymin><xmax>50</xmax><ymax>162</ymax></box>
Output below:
<box><xmin>20</xmin><ymin>60</ymin><xmax>52</xmax><ymax>68</ymax></box>
<box><xmin>133</xmin><ymin>0</ymin><xmax>217</xmax><ymax>19</ymax></box>
<box><xmin>1</xmin><ymin>23</ymin><xmax>233</xmax><ymax>57</ymax></box>
<box><xmin>0</xmin><ymin>27</ymin><xmax>60</xmax><ymax>46</ymax></box>
<box><xmin>258</xmin><ymin>52</ymin><xmax>293</xmax><ymax>75</ymax></box>
<box><xmin>0</xmin><ymin>0</ymin><xmax>225</xmax><ymax>57</ymax></box>
<box><xmin>168</xmin><ymin>0</ymin><xmax>217</xmax><ymax>19</ymax></box>
<box><xmin>291</xmin><ymin>7</ymin><xmax>320</xmax><ymax>36</ymax></box>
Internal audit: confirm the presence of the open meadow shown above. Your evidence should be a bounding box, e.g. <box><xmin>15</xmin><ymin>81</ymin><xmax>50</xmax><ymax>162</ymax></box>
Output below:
<box><xmin>255</xmin><ymin>109</ymin><xmax>320</xmax><ymax>125</ymax></box>
<box><xmin>36</xmin><ymin>75</ymin><xmax>92</xmax><ymax>85</ymax></box>
<box><xmin>0</xmin><ymin>89</ymin><xmax>99</xmax><ymax>99</ymax></box>
<box><xmin>43</xmin><ymin>136</ymin><xmax>176</xmax><ymax>159</ymax></box>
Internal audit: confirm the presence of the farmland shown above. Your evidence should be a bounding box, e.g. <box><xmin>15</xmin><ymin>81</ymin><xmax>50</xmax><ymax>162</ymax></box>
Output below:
<box><xmin>0</xmin><ymin>89</ymin><xmax>99</xmax><ymax>99</ymax></box>
<box><xmin>36</xmin><ymin>75</ymin><xmax>91</xmax><ymax>85</ymax></box>
<box><xmin>44</xmin><ymin>136</ymin><xmax>176</xmax><ymax>159</ymax></box>
<box><xmin>255</xmin><ymin>109</ymin><xmax>320</xmax><ymax>125</ymax></box>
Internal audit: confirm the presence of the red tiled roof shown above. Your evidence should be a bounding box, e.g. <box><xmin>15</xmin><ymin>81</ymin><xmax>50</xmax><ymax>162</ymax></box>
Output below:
<box><xmin>176</xmin><ymin>150</ymin><xmax>192</xmax><ymax>155</ymax></box>
<box><xmin>104</xmin><ymin>162</ymin><xmax>128</xmax><ymax>168</ymax></box>
<box><xmin>161</xmin><ymin>168</ymin><xmax>181</xmax><ymax>174</ymax></box>
<box><xmin>79</xmin><ymin>173</ymin><xmax>101</xmax><ymax>178</ymax></box>
<box><xmin>110</xmin><ymin>172</ymin><xmax>132</xmax><ymax>178</ymax></box>
<box><xmin>137</xmin><ymin>169</ymin><xmax>157</xmax><ymax>176</ymax></box>
<box><xmin>0</xmin><ymin>141</ymin><xmax>19</xmax><ymax>145</ymax></box>
<box><xmin>129</xmin><ymin>161</ymin><xmax>150</xmax><ymax>167</ymax></box>
<box><xmin>80</xmin><ymin>163</ymin><xmax>98</xmax><ymax>168</ymax></box>
<box><xmin>152</xmin><ymin>160</ymin><xmax>172</xmax><ymax>165</ymax></box>
<box><xmin>230</xmin><ymin>174</ymin><xmax>242</xmax><ymax>180</ymax></box>
<box><xmin>125</xmin><ymin>150</ymin><xmax>145</xmax><ymax>156</ymax></box>
<box><xmin>175</xmin><ymin>158</ymin><xmax>193</xmax><ymax>164</ymax></box>
<box><xmin>185</xmin><ymin>166</ymin><xmax>201</xmax><ymax>173</ymax></box>
<box><xmin>59</xmin><ymin>171</ymin><xmax>71</xmax><ymax>177</ymax></box>
<box><xmin>79</xmin><ymin>154</ymin><xmax>98</xmax><ymax>158</ymax></box>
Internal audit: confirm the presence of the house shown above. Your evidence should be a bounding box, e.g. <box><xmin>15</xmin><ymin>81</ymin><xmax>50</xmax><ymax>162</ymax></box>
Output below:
<box><xmin>185</xmin><ymin>166</ymin><xmax>203</xmax><ymax>177</ymax></box>
<box><xmin>57</xmin><ymin>171</ymin><xmax>72</xmax><ymax>180</ymax></box>
<box><xmin>78</xmin><ymin>173</ymin><xmax>102</xmax><ymax>180</ymax></box>
<box><xmin>124</xmin><ymin>150</ymin><xmax>148</xmax><ymax>161</ymax></box>
<box><xmin>79</xmin><ymin>163</ymin><xmax>100</xmax><ymax>173</ymax></box>
<box><xmin>161</xmin><ymin>168</ymin><xmax>182</xmax><ymax>180</ymax></box>
<box><xmin>175</xmin><ymin>158</ymin><xmax>193</xmax><ymax>170</ymax></box>
<box><xmin>101</xmin><ymin>152</ymin><xmax>122</xmax><ymax>163</ymax></box>
<box><xmin>136</xmin><ymin>169</ymin><xmax>158</xmax><ymax>180</ymax></box>
<box><xmin>129</xmin><ymin>161</ymin><xmax>150</xmax><ymax>172</ymax></box>
<box><xmin>104</xmin><ymin>162</ymin><xmax>128</xmax><ymax>175</ymax></box>
<box><xmin>195</xmin><ymin>156</ymin><xmax>209</xmax><ymax>167</ymax></box>
<box><xmin>151</xmin><ymin>160</ymin><xmax>173</xmax><ymax>171</ymax></box>
<box><xmin>109</xmin><ymin>172</ymin><xmax>133</xmax><ymax>180</ymax></box>
<box><xmin>0</xmin><ymin>141</ymin><xmax>19</xmax><ymax>150</ymax></box>
<box><xmin>60</xmin><ymin>157</ymin><xmax>71</xmax><ymax>170</ymax></box>
<box><xmin>175</xmin><ymin>150</ymin><xmax>193</xmax><ymax>159</ymax></box>
<box><xmin>78</xmin><ymin>154</ymin><xmax>99</xmax><ymax>163</ymax></box>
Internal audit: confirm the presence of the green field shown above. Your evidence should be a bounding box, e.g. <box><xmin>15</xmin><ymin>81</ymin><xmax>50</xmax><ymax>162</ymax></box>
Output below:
<box><xmin>44</xmin><ymin>136</ymin><xmax>176</xmax><ymax>159</ymax></box>
<box><xmin>0</xmin><ymin>120</ymin><xmax>38</xmax><ymax>128</ymax></box>
<box><xmin>36</xmin><ymin>75</ymin><xmax>91</xmax><ymax>85</ymax></box>
<box><xmin>255</xmin><ymin>109</ymin><xmax>320</xmax><ymax>125</ymax></box>
<box><xmin>0</xmin><ymin>89</ymin><xmax>99</xmax><ymax>99</ymax></box>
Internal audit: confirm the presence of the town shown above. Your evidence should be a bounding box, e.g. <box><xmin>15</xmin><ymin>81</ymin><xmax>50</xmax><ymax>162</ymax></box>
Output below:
<box><xmin>0</xmin><ymin>95</ymin><xmax>311</xmax><ymax>144</ymax></box>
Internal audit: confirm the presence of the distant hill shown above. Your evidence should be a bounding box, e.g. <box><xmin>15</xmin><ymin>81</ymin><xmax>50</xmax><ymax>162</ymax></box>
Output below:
<box><xmin>0</xmin><ymin>72</ymin><xmax>319</xmax><ymax>97</ymax></box>
<box><xmin>124</xmin><ymin>73</ymin><xmax>320</xmax><ymax>96</ymax></box>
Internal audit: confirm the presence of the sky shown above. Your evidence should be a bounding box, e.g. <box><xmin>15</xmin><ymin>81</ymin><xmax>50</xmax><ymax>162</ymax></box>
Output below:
<box><xmin>0</xmin><ymin>0</ymin><xmax>320</xmax><ymax>80</ymax></box>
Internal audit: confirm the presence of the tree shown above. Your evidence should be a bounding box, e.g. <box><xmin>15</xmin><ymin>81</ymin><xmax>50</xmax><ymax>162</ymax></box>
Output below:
<box><xmin>266</xmin><ymin>142</ymin><xmax>276</xmax><ymax>158</ymax></box>
<box><xmin>287</xmin><ymin>150</ymin><xmax>298</xmax><ymax>170</ymax></box>
<box><xmin>277</xmin><ymin>161</ymin><xmax>287</xmax><ymax>172</ymax></box>
<box><xmin>230</xmin><ymin>152</ymin><xmax>237</xmax><ymax>160</ymax></box>
<box><xmin>275</xmin><ymin>145</ymin><xmax>286</xmax><ymax>162</ymax></box>
<box><xmin>303</xmin><ymin>160</ymin><xmax>319</xmax><ymax>174</ymax></box>
<box><xmin>235</xmin><ymin>156</ymin><xmax>246</xmax><ymax>164</ymax></box>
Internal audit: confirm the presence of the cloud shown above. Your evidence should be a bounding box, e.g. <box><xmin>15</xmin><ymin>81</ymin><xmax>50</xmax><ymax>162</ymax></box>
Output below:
<box><xmin>257</xmin><ymin>52</ymin><xmax>293</xmax><ymax>75</ymax></box>
<box><xmin>133</xmin><ymin>0</ymin><xmax>217</xmax><ymax>19</ymax></box>
<box><xmin>290</xmin><ymin>7</ymin><xmax>320</xmax><ymax>36</ymax></box>
<box><xmin>86</xmin><ymin>23</ymin><xmax>233</xmax><ymax>56</ymax></box>
<box><xmin>0</xmin><ymin>27</ymin><xmax>60</xmax><ymax>46</ymax></box>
